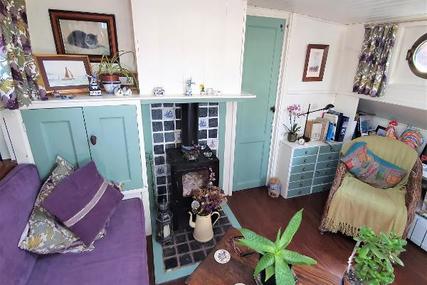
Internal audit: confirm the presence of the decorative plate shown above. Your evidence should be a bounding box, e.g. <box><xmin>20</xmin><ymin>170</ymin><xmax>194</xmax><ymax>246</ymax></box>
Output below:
<box><xmin>214</xmin><ymin>249</ymin><xmax>231</xmax><ymax>264</ymax></box>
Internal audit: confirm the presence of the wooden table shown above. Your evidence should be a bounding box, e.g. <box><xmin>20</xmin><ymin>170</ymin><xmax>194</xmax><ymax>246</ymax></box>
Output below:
<box><xmin>186</xmin><ymin>228</ymin><xmax>338</xmax><ymax>285</ymax></box>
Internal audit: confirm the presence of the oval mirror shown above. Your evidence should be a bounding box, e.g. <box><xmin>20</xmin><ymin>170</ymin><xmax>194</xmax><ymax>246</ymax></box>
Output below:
<box><xmin>407</xmin><ymin>33</ymin><xmax>427</xmax><ymax>79</ymax></box>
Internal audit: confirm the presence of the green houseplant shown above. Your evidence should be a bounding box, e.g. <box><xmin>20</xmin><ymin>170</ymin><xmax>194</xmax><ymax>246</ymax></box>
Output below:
<box><xmin>239</xmin><ymin>209</ymin><xmax>316</xmax><ymax>285</ymax></box>
<box><xmin>343</xmin><ymin>227</ymin><xmax>407</xmax><ymax>285</ymax></box>
<box><xmin>97</xmin><ymin>50</ymin><xmax>137</xmax><ymax>84</ymax></box>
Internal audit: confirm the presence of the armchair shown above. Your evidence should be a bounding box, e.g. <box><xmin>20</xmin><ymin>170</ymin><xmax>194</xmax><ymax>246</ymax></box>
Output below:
<box><xmin>320</xmin><ymin>136</ymin><xmax>423</xmax><ymax>238</ymax></box>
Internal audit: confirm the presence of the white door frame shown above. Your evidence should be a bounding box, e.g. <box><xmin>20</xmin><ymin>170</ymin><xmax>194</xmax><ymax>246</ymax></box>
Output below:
<box><xmin>246</xmin><ymin>6</ymin><xmax>292</xmax><ymax>184</ymax></box>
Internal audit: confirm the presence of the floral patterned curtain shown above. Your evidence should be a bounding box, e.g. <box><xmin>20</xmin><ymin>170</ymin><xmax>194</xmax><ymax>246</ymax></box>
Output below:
<box><xmin>0</xmin><ymin>0</ymin><xmax>43</xmax><ymax>109</ymax></box>
<box><xmin>353</xmin><ymin>24</ymin><xmax>398</xmax><ymax>97</ymax></box>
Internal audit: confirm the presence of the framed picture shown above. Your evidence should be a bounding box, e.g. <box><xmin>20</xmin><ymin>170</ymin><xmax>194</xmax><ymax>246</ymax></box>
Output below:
<box><xmin>49</xmin><ymin>9</ymin><xmax>118</xmax><ymax>62</ymax></box>
<box><xmin>35</xmin><ymin>55</ymin><xmax>91</xmax><ymax>94</ymax></box>
<box><xmin>302</xmin><ymin>44</ymin><xmax>329</xmax><ymax>81</ymax></box>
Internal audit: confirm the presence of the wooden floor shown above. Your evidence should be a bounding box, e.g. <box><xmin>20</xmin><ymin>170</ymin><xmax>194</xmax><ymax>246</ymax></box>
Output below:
<box><xmin>147</xmin><ymin>187</ymin><xmax>427</xmax><ymax>285</ymax></box>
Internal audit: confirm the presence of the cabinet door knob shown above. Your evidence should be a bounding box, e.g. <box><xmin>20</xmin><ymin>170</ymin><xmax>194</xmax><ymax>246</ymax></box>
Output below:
<box><xmin>90</xmin><ymin>135</ymin><xmax>97</xmax><ymax>145</ymax></box>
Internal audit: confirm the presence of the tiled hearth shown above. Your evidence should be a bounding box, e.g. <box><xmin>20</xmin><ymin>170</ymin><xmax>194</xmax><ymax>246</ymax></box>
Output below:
<box><xmin>149</xmin><ymin>103</ymin><xmax>220</xmax><ymax>204</ymax></box>
<box><xmin>162</xmin><ymin>209</ymin><xmax>232</xmax><ymax>271</ymax></box>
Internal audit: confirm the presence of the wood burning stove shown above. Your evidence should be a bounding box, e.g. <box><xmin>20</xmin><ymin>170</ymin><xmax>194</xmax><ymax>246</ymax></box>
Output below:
<box><xmin>166</xmin><ymin>103</ymin><xmax>220</xmax><ymax>230</ymax></box>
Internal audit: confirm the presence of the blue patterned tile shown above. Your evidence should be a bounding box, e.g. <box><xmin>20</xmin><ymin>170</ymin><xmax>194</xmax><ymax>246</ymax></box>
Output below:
<box><xmin>198</xmin><ymin>117</ymin><xmax>208</xmax><ymax>129</ymax></box>
<box><xmin>162</xmin><ymin>108</ymin><xmax>175</xmax><ymax>120</ymax></box>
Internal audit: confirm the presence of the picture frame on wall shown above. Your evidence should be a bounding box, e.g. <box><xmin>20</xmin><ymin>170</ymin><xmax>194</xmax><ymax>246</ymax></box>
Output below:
<box><xmin>35</xmin><ymin>55</ymin><xmax>91</xmax><ymax>94</ymax></box>
<box><xmin>49</xmin><ymin>9</ymin><xmax>118</xmax><ymax>62</ymax></box>
<box><xmin>302</xmin><ymin>44</ymin><xmax>329</xmax><ymax>81</ymax></box>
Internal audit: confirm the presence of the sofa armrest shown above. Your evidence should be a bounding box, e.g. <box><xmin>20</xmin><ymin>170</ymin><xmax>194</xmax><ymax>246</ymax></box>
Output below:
<box><xmin>319</xmin><ymin>162</ymin><xmax>348</xmax><ymax>232</ymax></box>
<box><xmin>403</xmin><ymin>159</ymin><xmax>423</xmax><ymax>237</ymax></box>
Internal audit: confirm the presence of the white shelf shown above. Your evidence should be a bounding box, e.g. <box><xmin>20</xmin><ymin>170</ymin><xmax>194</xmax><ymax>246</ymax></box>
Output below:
<box><xmin>23</xmin><ymin>93</ymin><xmax>256</xmax><ymax>109</ymax></box>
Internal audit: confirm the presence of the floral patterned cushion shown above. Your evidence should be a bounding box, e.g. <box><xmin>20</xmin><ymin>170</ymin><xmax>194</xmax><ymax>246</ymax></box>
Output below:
<box><xmin>341</xmin><ymin>142</ymin><xmax>407</xmax><ymax>189</ymax></box>
<box><xmin>18</xmin><ymin>157</ymin><xmax>105</xmax><ymax>254</ymax></box>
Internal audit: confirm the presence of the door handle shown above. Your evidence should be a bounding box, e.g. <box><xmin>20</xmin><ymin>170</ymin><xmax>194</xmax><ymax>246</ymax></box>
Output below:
<box><xmin>270</xmin><ymin>106</ymin><xmax>276</xmax><ymax>113</ymax></box>
<box><xmin>90</xmin><ymin>135</ymin><xmax>97</xmax><ymax>145</ymax></box>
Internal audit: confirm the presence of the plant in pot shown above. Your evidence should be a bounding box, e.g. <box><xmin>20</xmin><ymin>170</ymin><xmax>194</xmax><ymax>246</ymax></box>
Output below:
<box><xmin>343</xmin><ymin>227</ymin><xmax>407</xmax><ymax>285</ymax></box>
<box><xmin>284</xmin><ymin>104</ymin><xmax>302</xmax><ymax>142</ymax></box>
<box><xmin>239</xmin><ymin>209</ymin><xmax>317</xmax><ymax>285</ymax></box>
<box><xmin>97</xmin><ymin>50</ymin><xmax>137</xmax><ymax>94</ymax></box>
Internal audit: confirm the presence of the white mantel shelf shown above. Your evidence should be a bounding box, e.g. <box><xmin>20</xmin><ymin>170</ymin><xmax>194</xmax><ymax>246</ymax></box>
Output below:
<box><xmin>23</xmin><ymin>93</ymin><xmax>256</xmax><ymax>109</ymax></box>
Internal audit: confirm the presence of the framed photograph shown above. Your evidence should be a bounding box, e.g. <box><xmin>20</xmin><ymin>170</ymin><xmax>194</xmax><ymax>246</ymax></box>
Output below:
<box><xmin>49</xmin><ymin>9</ymin><xmax>118</xmax><ymax>62</ymax></box>
<box><xmin>302</xmin><ymin>44</ymin><xmax>329</xmax><ymax>81</ymax></box>
<box><xmin>35</xmin><ymin>55</ymin><xmax>91</xmax><ymax>94</ymax></box>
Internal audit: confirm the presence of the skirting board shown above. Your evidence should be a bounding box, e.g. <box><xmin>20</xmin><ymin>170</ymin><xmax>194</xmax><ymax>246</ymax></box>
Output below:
<box><xmin>123</xmin><ymin>188</ymin><xmax>152</xmax><ymax>235</ymax></box>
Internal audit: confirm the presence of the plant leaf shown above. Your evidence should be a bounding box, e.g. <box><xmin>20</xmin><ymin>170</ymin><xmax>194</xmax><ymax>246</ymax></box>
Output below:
<box><xmin>278</xmin><ymin>209</ymin><xmax>303</xmax><ymax>249</ymax></box>
<box><xmin>238</xmin><ymin>228</ymin><xmax>275</xmax><ymax>254</ymax></box>
<box><xmin>282</xmin><ymin>249</ymin><xmax>317</xmax><ymax>265</ymax></box>
<box><xmin>265</xmin><ymin>265</ymin><xmax>275</xmax><ymax>282</ymax></box>
<box><xmin>276</xmin><ymin>228</ymin><xmax>282</xmax><ymax>244</ymax></box>
<box><xmin>275</xmin><ymin>255</ymin><xmax>295</xmax><ymax>285</ymax></box>
<box><xmin>254</xmin><ymin>254</ymin><xmax>275</xmax><ymax>277</ymax></box>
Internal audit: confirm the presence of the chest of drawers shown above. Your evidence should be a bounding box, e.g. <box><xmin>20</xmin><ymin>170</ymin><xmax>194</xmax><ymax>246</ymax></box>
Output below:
<box><xmin>276</xmin><ymin>141</ymin><xmax>343</xmax><ymax>198</ymax></box>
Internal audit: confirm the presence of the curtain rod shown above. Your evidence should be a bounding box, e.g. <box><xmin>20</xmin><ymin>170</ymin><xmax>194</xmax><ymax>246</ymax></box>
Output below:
<box><xmin>362</xmin><ymin>16</ymin><xmax>427</xmax><ymax>26</ymax></box>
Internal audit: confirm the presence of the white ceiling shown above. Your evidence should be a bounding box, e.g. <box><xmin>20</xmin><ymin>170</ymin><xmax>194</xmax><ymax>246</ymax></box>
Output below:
<box><xmin>248</xmin><ymin>0</ymin><xmax>427</xmax><ymax>24</ymax></box>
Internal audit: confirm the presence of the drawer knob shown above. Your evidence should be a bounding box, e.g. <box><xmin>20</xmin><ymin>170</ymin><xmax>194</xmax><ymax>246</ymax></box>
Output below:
<box><xmin>302</xmin><ymin>167</ymin><xmax>306</xmax><ymax>171</ymax></box>
<box><xmin>303</xmin><ymin>159</ymin><xmax>307</xmax><ymax>163</ymax></box>
<box><xmin>304</xmin><ymin>151</ymin><xmax>308</xmax><ymax>154</ymax></box>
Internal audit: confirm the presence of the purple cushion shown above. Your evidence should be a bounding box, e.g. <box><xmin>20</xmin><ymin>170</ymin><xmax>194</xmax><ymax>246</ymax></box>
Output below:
<box><xmin>27</xmin><ymin>199</ymin><xmax>149</xmax><ymax>285</ymax></box>
<box><xmin>42</xmin><ymin>161</ymin><xmax>123</xmax><ymax>245</ymax></box>
<box><xmin>0</xmin><ymin>165</ymin><xmax>40</xmax><ymax>285</ymax></box>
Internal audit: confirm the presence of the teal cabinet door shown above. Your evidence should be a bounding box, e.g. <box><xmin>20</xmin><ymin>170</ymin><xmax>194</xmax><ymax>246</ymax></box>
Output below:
<box><xmin>21</xmin><ymin>108</ymin><xmax>91</xmax><ymax>180</ymax></box>
<box><xmin>83</xmin><ymin>106</ymin><xmax>143</xmax><ymax>190</ymax></box>
<box><xmin>233</xmin><ymin>16</ymin><xmax>285</xmax><ymax>191</ymax></box>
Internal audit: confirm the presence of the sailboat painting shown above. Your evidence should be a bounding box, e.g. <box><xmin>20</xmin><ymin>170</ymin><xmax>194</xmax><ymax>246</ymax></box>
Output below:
<box><xmin>36</xmin><ymin>55</ymin><xmax>91</xmax><ymax>93</ymax></box>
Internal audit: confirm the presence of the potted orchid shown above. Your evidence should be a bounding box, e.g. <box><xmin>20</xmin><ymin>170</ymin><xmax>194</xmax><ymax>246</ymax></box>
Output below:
<box><xmin>285</xmin><ymin>104</ymin><xmax>302</xmax><ymax>142</ymax></box>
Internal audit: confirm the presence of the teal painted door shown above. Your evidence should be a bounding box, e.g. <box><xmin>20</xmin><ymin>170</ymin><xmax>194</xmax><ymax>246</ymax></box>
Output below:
<box><xmin>233</xmin><ymin>16</ymin><xmax>285</xmax><ymax>191</ymax></box>
<box><xmin>83</xmin><ymin>106</ymin><xmax>143</xmax><ymax>190</ymax></box>
<box><xmin>21</xmin><ymin>108</ymin><xmax>91</xmax><ymax>180</ymax></box>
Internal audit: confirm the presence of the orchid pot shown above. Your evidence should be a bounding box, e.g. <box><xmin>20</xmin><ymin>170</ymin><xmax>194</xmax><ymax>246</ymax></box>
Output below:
<box><xmin>287</xmin><ymin>132</ymin><xmax>298</xmax><ymax>142</ymax></box>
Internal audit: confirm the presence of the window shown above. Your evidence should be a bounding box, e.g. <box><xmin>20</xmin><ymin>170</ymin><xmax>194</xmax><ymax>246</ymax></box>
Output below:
<box><xmin>407</xmin><ymin>33</ymin><xmax>427</xmax><ymax>79</ymax></box>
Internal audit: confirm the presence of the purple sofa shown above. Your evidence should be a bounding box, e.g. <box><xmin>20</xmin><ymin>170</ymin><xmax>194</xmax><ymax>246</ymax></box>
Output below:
<box><xmin>0</xmin><ymin>164</ymin><xmax>150</xmax><ymax>285</ymax></box>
